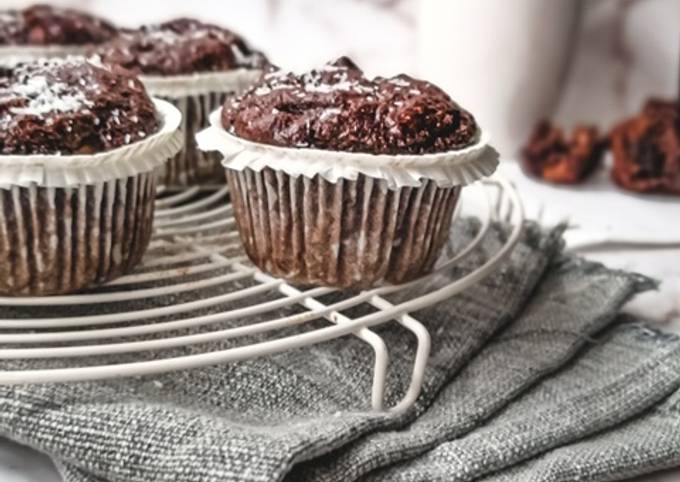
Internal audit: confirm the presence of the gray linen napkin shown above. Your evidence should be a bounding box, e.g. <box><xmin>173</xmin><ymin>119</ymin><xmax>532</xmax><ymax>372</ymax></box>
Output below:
<box><xmin>56</xmin><ymin>324</ymin><xmax>680</xmax><ymax>482</ymax></box>
<box><xmin>0</xmin><ymin>221</ymin><xmax>563</xmax><ymax>482</ymax></box>
<box><xmin>290</xmin><ymin>257</ymin><xmax>651</xmax><ymax>482</ymax></box>
<box><xmin>483</xmin><ymin>331</ymin><xmax>680</xmax><ymax>482</ymax></box>
<box><xmin>55</xmin><ymin>231</ymin><xmax>653</xmax><ymax>482</ymax></box>
<box><xmin>370</xmin><ymin>322</ymin><xmax>680</xmax><ymax>482</ymax></box>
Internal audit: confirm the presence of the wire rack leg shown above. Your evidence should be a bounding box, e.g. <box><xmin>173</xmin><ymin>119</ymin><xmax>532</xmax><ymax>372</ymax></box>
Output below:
<box><xmin>247</xmin><ymin>267</ymin><xmax>391</xmax><ymax>412</ymax></box>
<box><xmin>369</xmin><ymin>296</ymin><xmax>431</xmax><ymax>414</ymax></box>
<box><xmin>192</xmin><ymin>241</ymin><xmax>392</xmax><ymax>412</ymax></box>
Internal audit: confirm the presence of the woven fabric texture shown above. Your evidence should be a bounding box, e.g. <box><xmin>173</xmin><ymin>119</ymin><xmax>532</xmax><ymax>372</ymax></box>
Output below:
<box><xmin>2</xmin><ymin>221</ymin><xmax>675</xmax><ymax>482</ymax></box>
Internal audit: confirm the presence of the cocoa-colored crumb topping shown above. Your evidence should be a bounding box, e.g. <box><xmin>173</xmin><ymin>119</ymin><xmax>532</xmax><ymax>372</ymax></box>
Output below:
<box><xmin>0</xmin><ymin>4</ymin><xmax>116</xmax><ymax>46</ymax></box>
<box><xmin>221</xmin><ymin>57</ymin><xmax>478</xmax><ymax>155</ymax></box>
<box><xmin>521</xmin><ymin>120</ymin><xmax>605</xmax><ymax>184</ymax></box>
<box><xmin>93</xmin><ymin>18</ymin><xmax>268</xmax><ymax>76</ymax></box>
<box><xmin>0</xmin><ymin>57</ymin><xmax>158</xmax><ymax>155</ymax></box>
<box><xmin>610</xmin><ymin>98</ymin><xmax>680</xmax><ymax>195</ymax></box>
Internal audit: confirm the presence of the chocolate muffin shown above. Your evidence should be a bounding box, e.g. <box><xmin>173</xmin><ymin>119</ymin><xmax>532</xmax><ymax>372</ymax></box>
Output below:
<box><xmin>94</xmin><ymin>18</ymin><xmax>267</xmax><ymax>186</ymax></box>
<box><xmin>610</xmin><ymin>99</ymin><xmax>680</xmax><ymax>195</ymax></box>
<box><xmin>0</xmin><ymin>57</ymin><xmax>181</xmax><ymax>296</ymax></box>
<box><xmin>0</xmin><ymin>4</ymin><xmax>116</xmax><ymax>46</ymax></box>
<box><xmin>202</xmin><ymin>58</ymin><xmax>498</xmax><ymax>289</ymax></box>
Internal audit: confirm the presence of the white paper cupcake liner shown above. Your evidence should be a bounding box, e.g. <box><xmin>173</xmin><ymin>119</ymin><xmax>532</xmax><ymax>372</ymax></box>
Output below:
<box><xmin>158</xmin><ymin>92</ymin><xmax>232</xmax><ymax>186</ymax></box>
<box><xmin>0</xmin><ymin>44</ymin><xmax>89</xmax><ymax>65</ymax></box>
<box><xmin>197</xmin><ymin>108</ymin><xmax>499</xmax><ymax>189</ymax></box>
<box><xmin>142</xmin><ymin>69</ymin><xmax>263</xmax><ymax>186</ymax></box>
<box><xmin>0</xmin><ymin>173</ymin><xmax>155</xmax><ymax>295</ymax></box>
<box><xmin>0</xmin><ymin>98</ymin><xmax>182</xmax><ymax>295</ymax></box>
<box><xmin>227</xmin><ymin>167</ymin><xmax>461</xmax><ymax>288</ymax></box>
<box><xmin>140</xmin><ymin>69</ymin><xmax>263</xmax><ymax>98</ymax></box>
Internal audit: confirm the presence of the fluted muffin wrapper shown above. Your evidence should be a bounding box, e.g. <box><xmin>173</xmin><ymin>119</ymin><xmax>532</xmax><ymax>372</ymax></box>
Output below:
<box><xmin>0</xmin><ymin>99</ymin><xmax>182</xmax><ymax>296</ymax></box>
<box><xmin>142</xmin><ymin>69</ymin><xmax>263</xmax><ymax>187</ymax></box>
<box><xmin>0</xmin><ymin>44</ymin><xmax>89</xmax><ymax>65</ymax></box>
<box><xmin>199</xmin><ymin>107</ymin><xmax>496</xmax><ymax>287</ymax></box>
<box><xmin>227</xmin><ymin>167</ymin><xmax>461</xmax><ymax>288</ymax></box>
<box><xmin>140</xmin><ymin>70</ymin><xmax>263</xmax><ymax>98</ymax></box>
<box><xmin>156</xmin><ymin>91</ymin><xmax>232</xmax><ymax>186</ymax></box>
<box><xmin>197</xmin><ymin>108</ymin><xmax>499</xmax><ymax>189</ymax></box>
<box><xmin>0</xmin><ymin>174</ymin><xmax>155</xmax><ymax>295</ymax></box>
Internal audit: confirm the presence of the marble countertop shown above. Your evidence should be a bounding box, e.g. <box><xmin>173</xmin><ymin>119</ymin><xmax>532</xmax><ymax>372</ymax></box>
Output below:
<box><xmin>1</xmin><ymin>162</ymin><xmax>678</xmax><ymax>482</ymax></box>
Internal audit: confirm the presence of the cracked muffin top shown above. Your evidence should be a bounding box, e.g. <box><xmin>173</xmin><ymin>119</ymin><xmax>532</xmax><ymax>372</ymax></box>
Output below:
<box><xmin>221</xmin><ymin>57</ymin><xmax>478</xmax><ymax>155</ymax></box>
<box><xmin>93</xmin><ymin>18</ymin><xmax>268</xmax><ymax>76</ymax></box>
<box><xmin>0</xmin><ymin>4</ymin><xmax>116</xmax><ymax>46</ymax></box>
<box><xmin>0</xmin><ymin>57</ymin><xmax>158</xmax><ymax>155</ymax></box>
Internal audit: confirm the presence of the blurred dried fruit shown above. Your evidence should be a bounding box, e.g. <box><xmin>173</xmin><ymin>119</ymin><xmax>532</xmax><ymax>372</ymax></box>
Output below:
<box><xmin>610</xmin><ymin>99</ymin><xmax>680</xmax><ymax>194</ymax></box>
<box><xmin>521</xmin><ymin>120</ymin><xmax>604</xmax><ymax>184</ymax></box>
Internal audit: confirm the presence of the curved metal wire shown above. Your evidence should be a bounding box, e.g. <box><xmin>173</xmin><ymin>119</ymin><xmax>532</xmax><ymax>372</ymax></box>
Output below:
<box><xmin>0</xmin><ymin>175</ymin><xmax>523</xmax><ymax>413</ymax></box>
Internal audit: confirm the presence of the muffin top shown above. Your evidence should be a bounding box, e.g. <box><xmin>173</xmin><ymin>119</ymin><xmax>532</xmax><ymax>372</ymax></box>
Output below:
<box><xmin>0</xmin><ymin>4</ymin><xmax>117</xmax><ymax>46</ymax></box>
<box><xmin>93</xmin><ymin>18</ymin><xmax>268</xmax><ymax>76</ymax></box>
<box><xmin>221</xmin><ymin>57</ymin><xmax>478</xmax><ymax>155</ymax></box>
<box><xmin>0</xmin><ymin>57</ymin><xmax>158</xmax><ymax>155</ymax></box>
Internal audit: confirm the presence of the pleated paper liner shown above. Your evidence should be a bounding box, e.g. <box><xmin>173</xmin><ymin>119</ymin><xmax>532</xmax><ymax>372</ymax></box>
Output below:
<box><xmin>228</xmin><ymin>168</ymin><xmax>461</xmax><ymax>288</ymax></box>
<box><xmin>0</xmin><ymin>175</ymin><xmax>155</xmax><ymax>295</ymax></box>
<box><xmin>197</xmin><ymin>109</ymin><xmax>499</xmax><ymax>190</ymax></box>
<box><xmin>0</xmin><ymin>99</ymin><xmax>182</xmax><ymax>296</ymax></box>
<box><xmin>198</xmin><ymin>108</ymin><xmax>498</xmax><ymax>289</ymax></box>
<box><xmin>141</xmin><ymin>69</ymin><xmax>263</xmax><ymax>187</ymax></box>
<box><xmin>0</xmin><ymin>45</ymin><xmax>89</xmax><ymax>65</ymax></box>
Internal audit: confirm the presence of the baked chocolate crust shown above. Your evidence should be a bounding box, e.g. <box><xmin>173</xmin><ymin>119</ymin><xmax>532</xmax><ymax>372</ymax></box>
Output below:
<box><xmin>610</xmin><ymin>99</ymin><xmax>680</xmax><ymax>194</ymax></box>
<box><xmin>93</xmin><ymin>18</ymin><xmax>268</xmax><ymax>76</ymax></box>
<box><xmin>0</xmin><ymin>4</ymin><xmax>116</xmax><ymax>46</ymax></box>
<box><xmin>521</xmin><ymin>121</ymin><xmax>605</xmax><ymax>184</ymax></box>
<box><xmin>221</xmin><ymin>57</ymin><xmax>478</xmax><ymax>155</ymax></box>
<box><xmin>0</xmin><ymin>57</ymin><xmax>158</xmax><ymax>155</ymax></box>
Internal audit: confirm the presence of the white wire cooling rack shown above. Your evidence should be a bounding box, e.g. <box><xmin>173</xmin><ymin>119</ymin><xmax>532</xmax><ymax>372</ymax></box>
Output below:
<box><xmin>0</xmin><ymin>175</ymin><xmax>523</xmax><ymax>413</ymax></box>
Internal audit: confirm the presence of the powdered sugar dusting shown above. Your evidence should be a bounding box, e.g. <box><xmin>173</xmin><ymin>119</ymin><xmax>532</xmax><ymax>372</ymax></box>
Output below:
<box><xmin>254</xmin><ymin>61</ymin><xmax>377</xmax><ymax>98</ymax></box>
<box><xmin>254</xmin><ymin>83</ymin><xmax>291</xmax><ymax>96</ymax></box>
<box><xmin>0</xmin><ymin>57</ymin><xmax>97</xmax><ymax>122</ymax></box>
<box><xmin>144</xmin><ymin>28</ymin><xmax>182</xmax><ymax>45</ymax></box>
<box><xmin>319</xmin><ymin>107</ymin><xmax>341</xmax><ymax>121</ymax></box>
<box><xmin>389</xmin><ymin>77</ymin><xmax>410</xmax><ymax>88</ymax></box>
<box><xmin>302</xmin><ymin>63</ymin><xmax>374</xmax><ymax>95</ymax></box>
<box><xmin>7</xmin><ymin>75</ymin><xmax>93</xmax><ymax>116</ymax></box>
<box><xmin>0</xmin><ymin>11</ymin><xmax>21</xmax><ymax>24</ymax></box>
<box><xmin>305</xmin><ymin>80</ymin><xmax>373</xmax><ymax>94</ymax></box>
<box><xmin>138</xmin><ymin>24</ymin><xmax>214</xmax><ymax>46</ymax></box>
